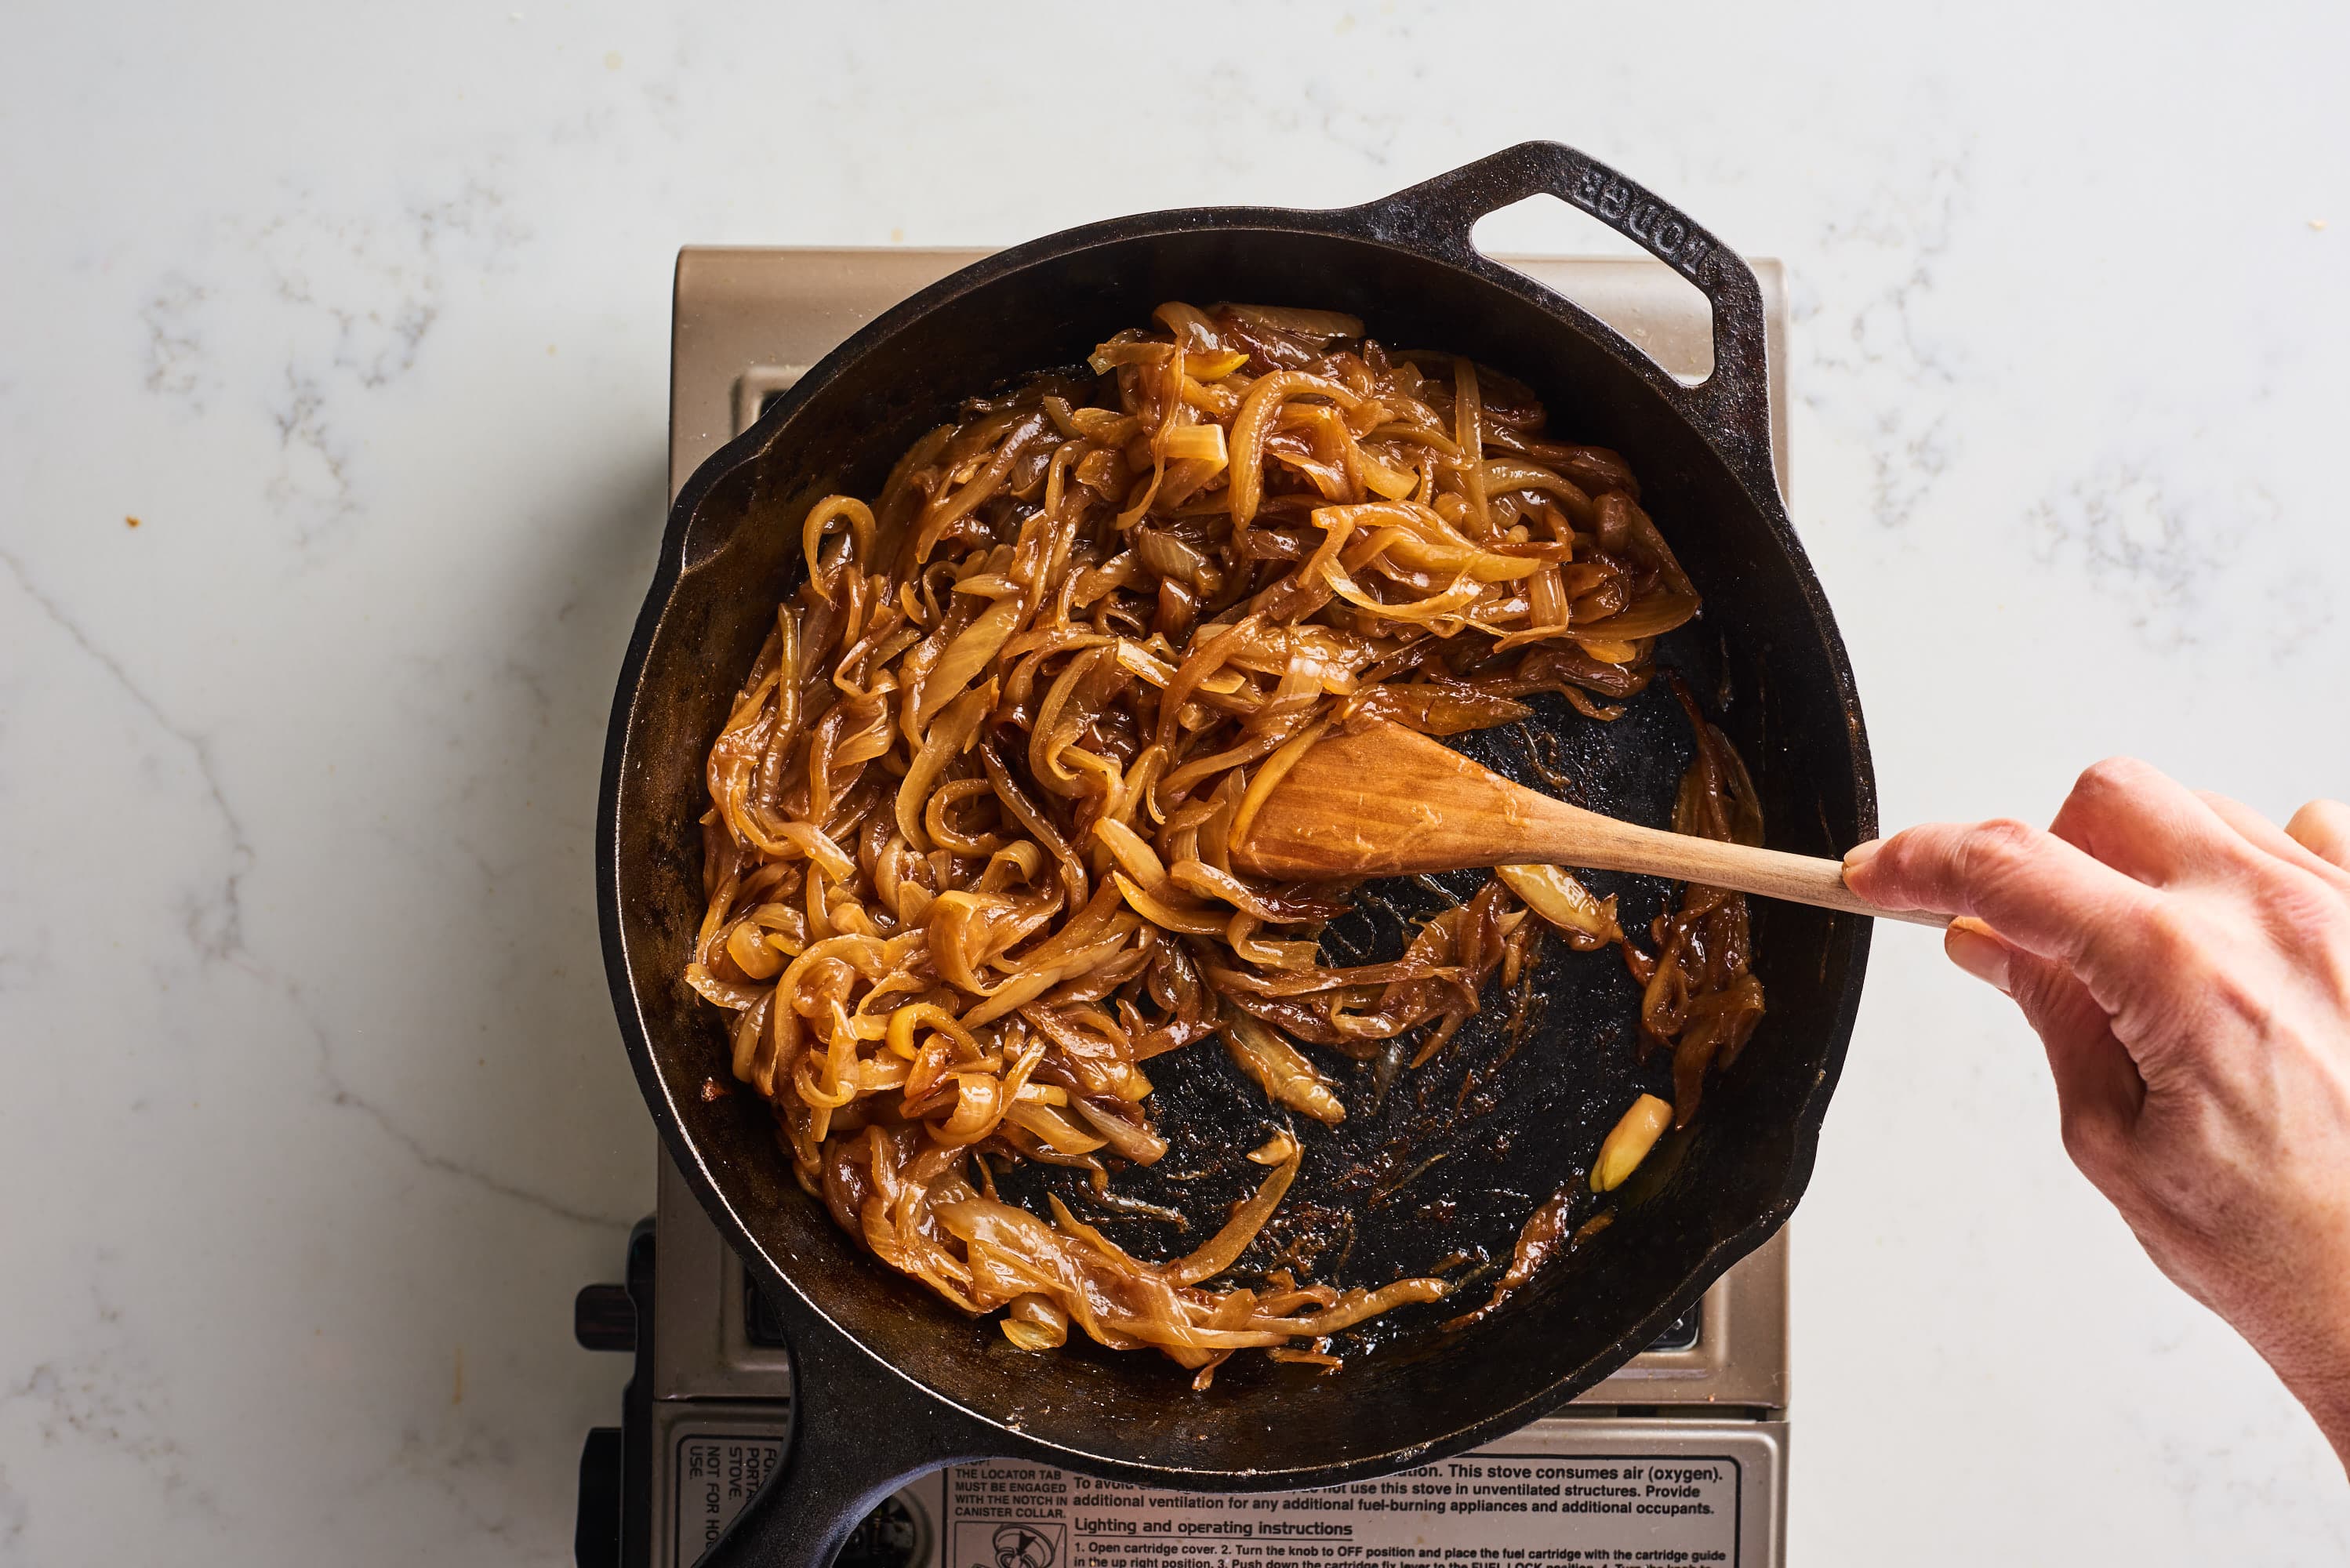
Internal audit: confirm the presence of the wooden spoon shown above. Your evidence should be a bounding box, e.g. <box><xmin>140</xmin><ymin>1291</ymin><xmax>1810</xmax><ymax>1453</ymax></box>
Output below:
<box><xmin>1230</xmin><ymin>720</ymin><xmax>1941</xmax><ymax>927</ymax></box>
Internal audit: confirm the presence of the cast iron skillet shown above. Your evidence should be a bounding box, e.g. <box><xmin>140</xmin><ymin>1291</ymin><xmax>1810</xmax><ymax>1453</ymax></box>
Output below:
<box><xmin>598</xmin><ymin>141</ymin><xmax>1875</xmax><ymax>1568</ymax></box>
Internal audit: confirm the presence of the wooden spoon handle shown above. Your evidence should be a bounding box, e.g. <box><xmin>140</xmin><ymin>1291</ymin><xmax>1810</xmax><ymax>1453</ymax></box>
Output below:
<box><xmin>1538</xmin><ymin>814</ymin><xmax>1945</xmax><ymax>928</ymax></box>
<box><xmin>1233</xmin><ymin>721</ymin><xmax>1940</xmax><ymax>927</ymax></box>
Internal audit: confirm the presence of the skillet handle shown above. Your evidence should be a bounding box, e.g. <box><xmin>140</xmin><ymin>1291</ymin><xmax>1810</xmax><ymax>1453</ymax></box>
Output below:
<box><xmin>699</xmin><ymin>1290</ymin><xmax>996</xmax><ymax>1568</ymax></box>
<box><xmin>1360</xmin><ymin>140</ymin><xmax>1776</xmax><ymax>499</ymax></box>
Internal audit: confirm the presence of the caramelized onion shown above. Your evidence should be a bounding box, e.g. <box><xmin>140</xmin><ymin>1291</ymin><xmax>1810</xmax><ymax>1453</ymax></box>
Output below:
<box><xmin>1219</xmin><ymin>1005</ymin><xmax>1346</xmax><ymax>1125</ymax></box>
<box><xmin>1164</xmin><ymin>1138</ymin><xmax>1301</xmax><ymax>1286</ymax></box>
<box><xmin>687</xmin><ymin>301</ymin><xmax>1757</xmax><ymax>1381</ymax></box>
<box><xmin>1635</xmin><ymin>678</ymin><xmax>1769</xmax><ymax>1127</ymax></box>
<box><xmin>1002</xmin><ymin>1293</ymin><xmax>1070</xmax><ymax>1351</ymax></box>
<box><xmin>1495</xmin><ymin>863</ymin><xmax>1623</xmax><ymax>951</ymax></box>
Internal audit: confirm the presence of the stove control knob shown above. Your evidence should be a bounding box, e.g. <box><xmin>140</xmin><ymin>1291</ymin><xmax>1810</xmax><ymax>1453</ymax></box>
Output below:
<box><xmin>574</xmin><ymin>1282</ymin><xmax>637</xmax><ymax>1352</ymax></box>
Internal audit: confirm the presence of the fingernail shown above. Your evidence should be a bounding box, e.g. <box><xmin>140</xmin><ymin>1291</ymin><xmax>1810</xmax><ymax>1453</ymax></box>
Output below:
<box><xmin>1945</xmin><ymin>920</ymin><xmax>2012</xmax><ymax>995</ymax></box>
<box><xmin>1842</xmin><ymin>839</ymin><xmax>1882</xmax><ymax>877</ymax></box>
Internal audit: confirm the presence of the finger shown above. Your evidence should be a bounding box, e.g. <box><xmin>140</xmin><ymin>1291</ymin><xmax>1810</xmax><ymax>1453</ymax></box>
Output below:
<box><xmin>1943</xmin><ymin>916</ymin><xmax>2013</xmax><ymax>992</ymax></box>
<box><xmin>1845</xmin><ymin>818</ymin><xmax>2159</xmax><ymax>980</ymax></box>
<box><xmin>2047</xmin><ymin>757</ymin><xmax>2254</xmax><ymax>887</ymax></box>
<box><xmin>1945</xmin><ymin>917</ymin><xmax>2143</xmax><ymax>1181</ymax></box>
<box><xmin>2197</xmin><ymin>790</ymin><xmax>2350</xmax><ymax>884</ymax></box>
<box><xmin>2011</xmin><ymin>946</ymin><xmax>2145</xmax><ymax>1181</ymax></box>
<box><xmin>2287</xmin><ymin>798</ymin><xmax>2350</xmax><ymax>872</ymax></box>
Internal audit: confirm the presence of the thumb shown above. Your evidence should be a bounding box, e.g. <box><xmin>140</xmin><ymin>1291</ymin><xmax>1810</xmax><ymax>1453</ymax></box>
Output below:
<box><xmin>2287</xmin><ymin>799</ymin><xmax>2350</xmax><ymax>871</ymax></box>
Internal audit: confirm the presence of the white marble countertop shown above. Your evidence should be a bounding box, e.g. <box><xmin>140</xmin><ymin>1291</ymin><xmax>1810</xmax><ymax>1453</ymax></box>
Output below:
<box><xmin>4</xmin><ymin>2</ymin><xmax>2346</xmax><ymax>1563</ymax></box>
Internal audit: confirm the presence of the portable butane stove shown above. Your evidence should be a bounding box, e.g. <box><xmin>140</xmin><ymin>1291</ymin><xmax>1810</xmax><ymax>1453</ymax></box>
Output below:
<box><xmin>577</xmin><ymin>247</ymin><xmax>1796</xmax><ymax>1568</ymax></box>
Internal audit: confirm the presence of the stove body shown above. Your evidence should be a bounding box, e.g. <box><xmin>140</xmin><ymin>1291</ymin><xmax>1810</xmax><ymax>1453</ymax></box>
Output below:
<box><xmin>580</xmin><ymin>246</ymin><xmax>1796</xmax><ymax>1568</ymax></box>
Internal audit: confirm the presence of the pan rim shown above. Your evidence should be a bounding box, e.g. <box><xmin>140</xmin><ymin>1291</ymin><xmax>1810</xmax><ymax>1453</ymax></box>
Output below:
<box><xmin>599</xmin><ymin>193</ymin><xmax>1874</xmax><ymax>1487</ymax></box>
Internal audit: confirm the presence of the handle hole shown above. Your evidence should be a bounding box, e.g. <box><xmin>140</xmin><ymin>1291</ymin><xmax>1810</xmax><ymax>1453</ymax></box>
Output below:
<box><xmin>1469</xmin><ymin>195</ymin><xmax>1715</xmax><ymax>387</ymax></box>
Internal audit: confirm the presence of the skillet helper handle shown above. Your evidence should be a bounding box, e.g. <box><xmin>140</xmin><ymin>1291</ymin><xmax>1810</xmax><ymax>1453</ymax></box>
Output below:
<box><xmin>1364</xmin><ymin>140</ymin><xmax>1776</xmax><ymax>497</ymax></box>
<box><xmin>700</xmin><ymin>1298</ymin><xmax>993</xmax><ymax>1568</ymax></box>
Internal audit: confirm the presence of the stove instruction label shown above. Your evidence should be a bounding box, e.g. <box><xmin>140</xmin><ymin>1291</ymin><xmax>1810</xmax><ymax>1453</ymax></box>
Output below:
<box><xmin>674</xmin><ymin>1434</ymin><xmax>784</xmax><ymax>1566</ymax></box>
<box><xmin>939</xmin><ymin>1453</ymin><xmax>1739</xmax><ymax>1568</ymax></box>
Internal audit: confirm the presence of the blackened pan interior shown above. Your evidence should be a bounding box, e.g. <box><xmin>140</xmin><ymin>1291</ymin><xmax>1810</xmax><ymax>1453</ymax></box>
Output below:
<box><xmin>606</xmin><ymin>221</ymin><xmax>1871</xmax><ymax>1483</ymax></box>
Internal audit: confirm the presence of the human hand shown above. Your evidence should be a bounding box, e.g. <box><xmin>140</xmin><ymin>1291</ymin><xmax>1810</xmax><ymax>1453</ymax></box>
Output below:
<box><xmin>1842</xmin><ymin>761</ymin><xmax>2350</xmax><ymax>1468</ymax></box>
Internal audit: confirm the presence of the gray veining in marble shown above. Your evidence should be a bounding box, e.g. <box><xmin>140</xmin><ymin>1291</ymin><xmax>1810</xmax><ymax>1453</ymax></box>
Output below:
<box><xmin>3</xmin><ymin>2</ymin><xmax>2346</xmax><ymax>1564</ymax></box>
